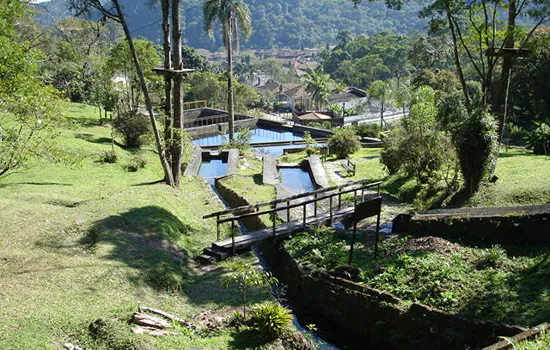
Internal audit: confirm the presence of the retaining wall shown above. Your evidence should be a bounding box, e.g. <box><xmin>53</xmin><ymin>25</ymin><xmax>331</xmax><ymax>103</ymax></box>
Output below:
<box><xmin>259</xmin><ymin>242</ymin><xmax>523</xmax><ymax>350</ymax></box>
<box><xmin>401</xmin><ymin>204</ymin><xmax>550</xmax><ymax>245</ymax></box>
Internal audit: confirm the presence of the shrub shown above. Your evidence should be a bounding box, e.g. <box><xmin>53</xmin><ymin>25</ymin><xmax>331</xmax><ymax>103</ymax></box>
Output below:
<box><xmin>503</xmin><ymin>122</ymin><xmax>528</xmax><ymax>146</ymax></box>
<box><xmin>327</xmin><ymin>128</ymin><xmax>360</xmax><ymax>159</ymax></box>
<box><xmin>381</xmin><ymin>87</ymin><xmax>458</xmax><ymax>186</ymax></box>
<box><xmin>114</xmin><ymin>110</ymin><xmax>151</xmax><ymax>148</ymax></box>
<box><xmin>248</xmin><ymin>301</ymin><xmax>293</xmax><ymax>340</ymax></box>
<box><xmin>453</xmin><ymin>107</ymin><xmax>498</xmax><ymax>193</ymax></box>
<box><xmin>526</xmin><ymin>121</ymin><xmax>550</xmax><ymax>155</ymax></box>
<box><xmin>222</xmin><ymin>127</ymin><xmax>253</xmax><ymax>152</ymax></box>
<box><xmin>303</xmin><ymin>131</ymin><xmax>319</xmax><ymax>156</ymax></box>
<box><xmin>125</xmin><ymin>154</ymin><xmax>148</xmax><ymax>172</ymax></box>
<box><xmin>100</xmin><ymin>150</ymin><xmax>118</xmax><ymax>164</ymax></box>
<box><xmin>354</xmin><ymin>123</ymin><xmax>381</xmax><ymax>138</ymax></box>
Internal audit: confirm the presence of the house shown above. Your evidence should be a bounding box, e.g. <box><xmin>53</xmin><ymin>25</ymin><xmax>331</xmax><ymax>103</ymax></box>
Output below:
<box><xmin>258</xmin><ymin>80</ymin><xmax>310</xmax><ymax>112</ymax></box>
<box><xmin>328</xmin><ymin>87</ymin><xmax>368</xmax><ymax>110</ymax></box>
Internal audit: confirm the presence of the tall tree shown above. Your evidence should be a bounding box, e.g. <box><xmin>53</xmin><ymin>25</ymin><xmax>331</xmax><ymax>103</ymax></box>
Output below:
<box><xmin>69</xmin><ymin>0</ymin><xmax>175</xmax><ymax>186</ymax></box>
<box><xmin>0</xmin><ymin>0</ymin><xmax>65</xmax><ymax>178</ymax></box>
<box><xmin>203</xmin><ymin>0</ymin><xmax>252</xmax><ymax>142</ymax></box>
<box><xmin>368</xmin><ymin>80</ymin><xmax>395</xmax><ymax>130</ymax></box>
<box><xmin>171</xmin><ymin>0</ymin><xmax>184</xmax><ymax>186</ymax></box>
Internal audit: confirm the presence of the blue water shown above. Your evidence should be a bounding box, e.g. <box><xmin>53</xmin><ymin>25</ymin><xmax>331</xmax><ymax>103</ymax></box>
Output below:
<box><xmin>280</xmin><ymin>167</ymin><xmax>316</xmax><ymax>193</ymax></box>
<box><xmin>193</xmin><ymin>127</ymin><xmax>303</xmax><ymax>147</ymax></box>
<box><xmin>199</xmin><ymin>159</ymin><xmax>227</xmax><ymax>184</ymax></box>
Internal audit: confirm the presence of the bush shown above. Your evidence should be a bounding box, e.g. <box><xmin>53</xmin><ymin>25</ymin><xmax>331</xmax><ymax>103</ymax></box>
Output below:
<box><xmin>100</xmin><ymin>150</ymin><xmax>118</xmax><ymax>164</ymax></box>
<box><xmin>503</xmin><ymin>122</ymin><xmax>528</xmax><ymax>146</ymax></box>
<box><xmin>526</xmin><ymin>121</ymin><xmax>550</xmax><ymax>155</ymax></box>
<box><xmin>125</xmin><ymin>154</ymin><xmax>148</xmax><ymax>172</ymax></box>
<box><xmin>222</xmin><ymin>127</ymin><xmax>253</xmax><ymax>152</ymax></box>
<box><xmin>381</xmin><ymin>87</ymin><xmax>458</xmax><ymax>186</ymax></box>
<box><xmin>354</xmin><ymin>123</ymin><xmax>381</xmax><ymax>138</ymax></box>
<box><xmin>248</xmin><ymin>301</ymin><xmax>293</xmax><ymax>340</ymax></box>
<box><xmin>453</xmin><ymin>107</ymin><xmax>498</xmax><ymax>193</ymax></box>
<box><xmin>303</xmin><ymin>131</ymin><xmax>319</xmax><ymax>156</ymax></box>
<box><xmin>327</xmin><ymin>128</ymin><xmax>360</xmax><ymax>159</ymax></box>
<box><xmin>114</xmin><ymin>111</ymin><xmax>151</xmax><ymax>148</ymax></box>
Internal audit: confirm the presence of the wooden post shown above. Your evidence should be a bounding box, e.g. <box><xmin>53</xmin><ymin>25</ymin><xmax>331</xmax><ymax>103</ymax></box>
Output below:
<box><xmin>303</xmin><ymin>204</ymin><xmax>307</xmax><ymax>229</ymax></box>
<box><xmin>329</xmin><ymin>196</ymin><xmax>333</xmax><ymax>224</ymax></box>
<box><xmin>374</xmin><ymin>211</ymin><xmax>381</xmax><ymax>259</ymax></box>
<box><xmin>231</xmin><ymin>220</ymin><xmax>236</xmax><ymax>255</ymax></box>
<box><xmin>348</xmin><ymin>221</ymin><xmax>357</xmax><ymax>265</ymax></box>
<box><xmin>216</xmin><ymin>214</ymin><xmax>220</xmax><ymax>241</ymax></box>
<box><xmin>338</xmin><ymin>188</ymin><xmax>342</xmax><ymax>209</ymax></box>
<box><xmin>314</xmin><ymin>194</ymin><xmax>317</xmax><ymax>216</ymax></box>
<box><xmin>287</xmin><ymin>200</ymin><xmax>290</xmax><ymax>222</ymax></box>
<box><xmin>272</xmin><ymin>211</ymin><xmax>276</xmax><ymax>240</ymax></box>
<box><xmin>354</xmin><ymin>189</ymin><xmax>357</xmax><ymax>208</ymax></box>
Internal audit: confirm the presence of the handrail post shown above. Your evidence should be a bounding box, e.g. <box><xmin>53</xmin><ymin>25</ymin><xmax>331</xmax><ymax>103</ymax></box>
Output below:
<box><xmin>272</xmin><ymin>210</ymin><xmax>276</xmax><ymax>240</ymax></box>
<box><xmin>354</xmin><ymin>189</ymin><xmax>357</xmax><ymax>208</ymax></box>
<box><xmin>329</xmin><ymin>195</ymin><xmax>333</xmax><ymax>225</ymax></box>
<box><xmin>314</xmin><ymin>194</ymin><xmax>317</xmax><ymax>216</ymax></box>
<box><xmin>216</xmin><ymin>214</ymin><xmax>220</xmax><ymax>241</ymax></box>
<box><xmin>361</xmin><ymin>187</ymin><xmax>365</xmax><ymax>202</ymax></box>
<box><xmin>287</xmin><ymin>200</ymin><xmax>290</xmax><ymax>222</ymax></box>
<box><xmin>231</xmin><ymin>220</ymin><xmax>236</xmax><ymax>255</ymax></box>
<box><xmin>303</xmin><ymin>203</ymin><xmax>307</xmax><ymax>229</ymax></box>
<box><xmin>338</xmin><ymin>187</ymin><xmax>342</xmax><ymax>209</ymax></box>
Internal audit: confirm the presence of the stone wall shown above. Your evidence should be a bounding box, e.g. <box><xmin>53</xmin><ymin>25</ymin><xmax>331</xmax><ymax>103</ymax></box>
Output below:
<box><xmin>259</xmin><ymin>242</ymin><xmax>523</xmax><ymax>350</ymax></box>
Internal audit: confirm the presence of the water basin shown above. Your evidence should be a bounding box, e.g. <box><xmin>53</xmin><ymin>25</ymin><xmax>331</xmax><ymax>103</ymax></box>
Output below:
<box><xmin>279</xmin><ymin>167</ymin><xmax>316</xmax><ymax>193</ymax></box>
<box><xmin>193</xmin><ymin>127</ymin><xmax>303</xmax><ymax>147</ymax></box>
<box><xmin>199</xmin><ymin>159</ymin><xmax>227</xmax><ymax>185</ymax></box>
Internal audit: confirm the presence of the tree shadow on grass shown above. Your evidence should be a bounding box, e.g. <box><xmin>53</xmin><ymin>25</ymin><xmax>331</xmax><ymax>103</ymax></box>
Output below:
<box><xmin>228</xmin><ymin>329</ymin><xmax>271</xmax><ymax>349</ymax></box>
<box><xmin>75</xmin><ymin>206</ymin><xmax>264</xmax><ymax>308</ymax></box>
<box><xmin>78</xmin><ymin>206</ymin><xmax>198</xmax><ymax>292</ymax></box>
<box><xmin>0</xmin><ymin>181</ymin><xmax>72</xmax><ymax>188</ymax></box>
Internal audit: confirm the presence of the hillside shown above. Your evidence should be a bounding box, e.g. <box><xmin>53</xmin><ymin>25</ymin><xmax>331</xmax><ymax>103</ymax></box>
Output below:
<box><xmin>33</xmin><ymin>0</ymin><xmax>429</xmax><ymax>50</ymax></box>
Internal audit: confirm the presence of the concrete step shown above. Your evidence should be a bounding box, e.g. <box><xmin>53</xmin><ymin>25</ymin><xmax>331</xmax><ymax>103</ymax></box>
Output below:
<box><xmin>196</xmin><ymin>254</ymin><xmax>216</xmax><ymax>265</ymax></box>
<box><xmin>203</xmin><ymin>246</ymin><xmax>230</xmax><ymax>261</ymax></box>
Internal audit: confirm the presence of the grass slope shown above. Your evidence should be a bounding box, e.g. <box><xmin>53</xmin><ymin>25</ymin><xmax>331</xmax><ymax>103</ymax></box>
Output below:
<box><xmin>0</xmin><ymin>103</ymin><xmax>269</xmax><ymax>349</ymax></box>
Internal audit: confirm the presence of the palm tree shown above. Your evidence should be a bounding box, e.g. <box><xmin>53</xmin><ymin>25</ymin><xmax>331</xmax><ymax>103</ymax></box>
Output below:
<box><xmin>304</xmin><ymin>68</ymin><xmax>332</xmax><ymax>111</ymax></box>
<box><xmin>203</xmin><ymin>0</ymin><xmax>251</xmax><ymax>142</ymax></box>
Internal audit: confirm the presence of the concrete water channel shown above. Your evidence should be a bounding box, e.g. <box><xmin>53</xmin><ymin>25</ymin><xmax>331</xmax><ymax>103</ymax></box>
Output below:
<box><xmin>189</xmin><ymin>121</ymin><xmax>338</xmax><ymax>349</ymax></box>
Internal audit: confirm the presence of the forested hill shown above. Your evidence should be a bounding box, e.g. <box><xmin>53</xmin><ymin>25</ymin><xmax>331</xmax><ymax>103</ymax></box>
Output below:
<box><xmin>34</xmin><ymin>0</ymin><xmax>428</xmax><ymax>50</ymax></box>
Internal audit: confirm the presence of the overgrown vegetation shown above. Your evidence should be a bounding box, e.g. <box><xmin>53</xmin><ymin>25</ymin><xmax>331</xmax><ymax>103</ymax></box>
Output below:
<box><xmin>286</xmin><ymin>228</ymin><xmax>550</xmax><ymax>326</ymax></box>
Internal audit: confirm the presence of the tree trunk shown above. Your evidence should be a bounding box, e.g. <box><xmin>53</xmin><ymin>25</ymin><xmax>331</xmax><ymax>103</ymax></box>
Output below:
<box><xmin>492</xmin><ymin>0</ymin><xmax>517</xmax><ymax>136</ymax></box>
<box><xmin>171</xmin><ymin>0</ymin><xmax>183</xmax><ymax>186</ymax></box>
<box><xmin>161</xmin><ymin>0</ymin><xmax>172</xmax><ymax>164</ymax></box>
<box><xmin>445</xmin><ymin>0</ymin><xmax>472</xmax><ymax>112</ymax></box>
<box><xmin>226</xmin><ymin>22</ymin><xmax>235</xmax><ymax>142</ymax></box>
<box><xmin>112</xmin><ymin>0</ymin><xmax>175</xmax><ymax>187</ymax></box>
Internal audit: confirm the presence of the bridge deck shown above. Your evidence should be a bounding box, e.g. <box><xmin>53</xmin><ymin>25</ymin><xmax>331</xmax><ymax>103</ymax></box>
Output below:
<box><xmin>213</xmin><ymin>206</ymin><xmax>355</xmax><ymax>251</ymax></box>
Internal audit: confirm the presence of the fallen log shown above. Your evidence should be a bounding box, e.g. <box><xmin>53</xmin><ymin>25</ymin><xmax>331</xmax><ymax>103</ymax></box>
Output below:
<box><xmin>131</xmin><ymin>326</ymin><xmax>182</xmax><ymax>337</ymax></box>
<box><xmin>138</xmin><ymin>306</ymin><xmax>195</xmax><ymax>328</ymax></box>
<box><xmin>131</xmin><ymin>312</ymin><xmax>172</xmax><ymax>329</ymax></box>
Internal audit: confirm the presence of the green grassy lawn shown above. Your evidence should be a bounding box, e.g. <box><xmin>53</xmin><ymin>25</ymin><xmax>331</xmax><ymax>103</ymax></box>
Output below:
<box><xmin>0</xmin><ymin>103</ymin><xmax>273</xmax><ymax>349</ymax></box>
<box><xmin>345</xmin><ymin>147</ymin><xmax>550</xmax><ymax>209</ymax></box>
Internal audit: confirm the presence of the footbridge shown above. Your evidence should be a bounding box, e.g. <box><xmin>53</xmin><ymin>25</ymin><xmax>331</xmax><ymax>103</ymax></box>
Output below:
<box><xmin>199</xmin><ymin>179</ymin><xmax>382</xmax><ymax>263</ymax></box>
